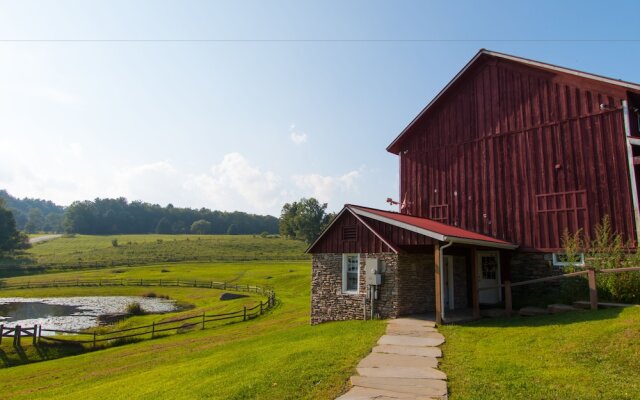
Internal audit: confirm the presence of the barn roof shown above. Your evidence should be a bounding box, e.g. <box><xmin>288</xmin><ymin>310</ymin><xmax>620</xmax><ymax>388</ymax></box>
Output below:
<box><xmin>306</xmin><ymin>204</ymin><xmax>518</xmax><ymax>253</ymax></box>
<box><xmin>387</xmin><ymin>48</ymin><xmax>640</xmax><ymax>154</ymax></box>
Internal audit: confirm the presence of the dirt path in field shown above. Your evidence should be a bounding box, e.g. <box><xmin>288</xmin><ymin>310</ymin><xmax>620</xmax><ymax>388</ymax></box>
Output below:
<box><xmin>29</xmin><ymin>234</ymin><xmax>62</xmax><ymax>244</ymax></box>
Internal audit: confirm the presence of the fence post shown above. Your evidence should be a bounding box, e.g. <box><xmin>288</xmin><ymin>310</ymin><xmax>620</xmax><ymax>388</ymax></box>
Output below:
<box><xmin>0</xmin><ymin>324</ymin><xmax>3</xmax><ymax>345</ymax></box>
<box><xmin>260</xmin><ymin>301</ymin><xmax>263</xmax><ymax>315</ymax></box>
<box><xmin>93</xmin><ymin>332</ymin><xmax>97</xmax><ymax>349</ymax></box>
<box><xmin>243</xmin><ymin>306</ymin><xmax>247</xmax><ymax>321</ymax></box>
<box><xmin>38</xmin><ymin>324</ymin><xmax>41</xmax><ymax>344</ymax></box>
<box><xmin>505</xmin><ymin>281</ymin><xmax>513</xmax><ymax>317</ymax></box>
<box><xmin>588</xmin><ymin>268</ymin><xmax>598</xmax><ymax>310</ymax></box>
<box><xmin>14</xmin><ymin>325</ymin><xmax>20</xmax><ymax>346</ymax></box>
<box><xmin>151</xmin><ymin>321</ymin><xmax>155</xmax><ymax>339</ymax></box>
<box><xmin>202</xmin><ymin>312</ymin><xmax>205</xmax><ymax>329</ymax></box>
<box><xmin>32</xmin><ymin>325</ymin><xmax>37</xmax><ymax>345</ymax></box>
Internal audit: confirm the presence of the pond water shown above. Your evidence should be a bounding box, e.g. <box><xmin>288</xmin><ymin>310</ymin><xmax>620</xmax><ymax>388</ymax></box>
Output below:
<box><xmin>0</xmin><ymin>297</ymin><xmax>178</xmax><ymax>333</ymax></box>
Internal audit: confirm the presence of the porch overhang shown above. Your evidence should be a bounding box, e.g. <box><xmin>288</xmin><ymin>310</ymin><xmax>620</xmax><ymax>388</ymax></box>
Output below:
<box><xmin>348</xmin><ymin>205</ymin><xmax>518</xmax><ymax>250</ymax></box>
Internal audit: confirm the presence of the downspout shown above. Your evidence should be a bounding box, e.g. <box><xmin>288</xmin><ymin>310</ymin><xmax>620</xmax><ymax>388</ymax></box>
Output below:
<box><xmin>439</xmin><ymin>240</ymin><xmax>454</xmax><ymax>323</ymax></box>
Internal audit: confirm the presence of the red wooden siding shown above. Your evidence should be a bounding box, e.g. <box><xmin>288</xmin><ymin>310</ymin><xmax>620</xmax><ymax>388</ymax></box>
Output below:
<box><xmin>395</xmin><ymin>56</ymin><xmax>638</xmax><ymax>251</ymax></box>
<box><xmin>308</xmin><ymin>211</ymin><xmax>436</xmax><ymax>253</ymax></box>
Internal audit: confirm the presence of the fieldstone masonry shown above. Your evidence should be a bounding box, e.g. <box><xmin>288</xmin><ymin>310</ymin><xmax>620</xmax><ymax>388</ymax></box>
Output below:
<box><xmin>312</xmin><ymin>252</ymin><xmax>439</xmax><ymax>324</ymax></box>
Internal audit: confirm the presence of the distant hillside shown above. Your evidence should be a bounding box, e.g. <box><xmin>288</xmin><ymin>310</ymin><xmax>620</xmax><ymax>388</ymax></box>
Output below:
<box><xmin>0</xmin><ymin>190</ymin><xmax>65</xmax><ymax>232</ymax></box>
<box><xmin>0</xmin><ymin>190</ymin><xmax>280</xmax><ymax>235</ymax></box>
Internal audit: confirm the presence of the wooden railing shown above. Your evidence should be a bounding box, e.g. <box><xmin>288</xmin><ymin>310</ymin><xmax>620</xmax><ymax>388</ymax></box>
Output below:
<box><xmin>0</xmin><ymin>278</ymin><xmax>276</xmax><ymax>347</ymax></box>
<box><xmin>480</xmin><ymin>266</ymin><xmax>640</xmax><ymax>317</ymax></box>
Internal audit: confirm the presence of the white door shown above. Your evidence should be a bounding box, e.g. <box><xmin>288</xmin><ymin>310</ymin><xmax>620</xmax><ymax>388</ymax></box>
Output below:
<box><xmin>477</xmin><ymin>251</ymin><xmax>501</xmax><ymax>304</ymax></box>
<box><xmin>443</xmin><ymin>256</ymin><xmax>455</xmax><ymax>311</ymax></box>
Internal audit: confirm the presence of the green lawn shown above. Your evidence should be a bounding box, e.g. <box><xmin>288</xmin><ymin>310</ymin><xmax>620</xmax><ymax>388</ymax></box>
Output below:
<box><xmin>0</xmin><ymin>261</ymin><xmax>386</xmax><ymax>399</ymax></box>
<box><xmin>440</xmin><ymin>307</ymin><xmax>640</xmax><ymax>400</ymax></box>
<box><xmin>1</xmin><ymin>234</ymin><xmax>309</xmax><ymax>277</ymax></box>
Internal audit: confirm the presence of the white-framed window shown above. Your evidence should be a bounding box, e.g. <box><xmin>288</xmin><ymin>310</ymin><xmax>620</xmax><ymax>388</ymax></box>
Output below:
<box><xmin>342</xmin><ymin>254</ymin><xmax>360</xmax><ymax>294</ymax></box>
<box><xmin>552</xmin><ymin>253</ymin><xmax>585</xmax><ymax>268</ymax></box>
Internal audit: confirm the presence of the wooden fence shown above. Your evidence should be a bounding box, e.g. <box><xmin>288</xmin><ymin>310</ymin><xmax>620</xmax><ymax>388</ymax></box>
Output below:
<box><xmin>480</xmin><ymin>266</ymin><xmax>640</xmax><ymax>317</ymax></box>
<box><xmin>0</xmin><ymin>278</ymin><xmax>276</xmax><ymax>347</ymax></box>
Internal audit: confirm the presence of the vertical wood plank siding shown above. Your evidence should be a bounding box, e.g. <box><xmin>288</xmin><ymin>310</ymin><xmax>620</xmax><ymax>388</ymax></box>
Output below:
<box><xmin>309</xmin><ymin>212</ymin><xmax>435</xmax><ymax>253</ymax></box>
<box><xmin>398</xmin><ymin>58</ymin><xmax>636</xmax><ymax>251</ymax></box>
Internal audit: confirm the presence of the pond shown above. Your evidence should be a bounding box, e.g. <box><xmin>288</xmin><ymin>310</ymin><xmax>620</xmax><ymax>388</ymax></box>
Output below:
<box><xmin>0</xmin><ymin>297</ymin><xmax>178</xmax><ymax>333</ymax></box>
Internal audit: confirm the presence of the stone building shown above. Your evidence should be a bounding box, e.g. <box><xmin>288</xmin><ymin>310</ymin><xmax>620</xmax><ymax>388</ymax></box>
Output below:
<box><xmin>308</xmin><ymin>49</ymin><xmax>640</xmax><ymax>324</ymax></box>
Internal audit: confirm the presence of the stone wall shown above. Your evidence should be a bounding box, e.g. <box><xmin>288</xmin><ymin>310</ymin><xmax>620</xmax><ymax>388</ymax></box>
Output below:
<box><xmin>509</xmin><ymin>251</ymin><xmax>564</xmax><ymax>307</ymax></box>
<box><xmin>397</xmin><ymin>253</ymin><xmax>435</xmax><ymax>315</ymax></box>
<box><xmin>311</xmin><ymin>253</ymin><xmax>398</xmax><ymax>324</ymax></box>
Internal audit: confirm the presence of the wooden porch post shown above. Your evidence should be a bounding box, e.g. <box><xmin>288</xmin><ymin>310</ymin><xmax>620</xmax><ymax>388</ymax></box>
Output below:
<box><xmin>505</xmin><ymin>280</ymin><xmax>513</xmax><ymax>317</ymax></box>
<box><xmin>471</xmin><ymin>248</ymin><xmax>480</xmax><ymax>319</ymax></box>
<box><xmin>588</xmin><ymin>268</ymin><xmax>598</xmax><ymax>310</ymax></box>
<box><xmin>434</xmin><ymin>243</ymin><xmax>442</xmax><ymax>325</ymax></box>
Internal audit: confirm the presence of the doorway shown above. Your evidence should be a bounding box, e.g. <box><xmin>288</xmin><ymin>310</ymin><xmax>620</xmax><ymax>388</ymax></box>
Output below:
<box><xmin>476</xmin><ymin>251</ymin><xmax>501</xmax><ymax>304</ymax></box>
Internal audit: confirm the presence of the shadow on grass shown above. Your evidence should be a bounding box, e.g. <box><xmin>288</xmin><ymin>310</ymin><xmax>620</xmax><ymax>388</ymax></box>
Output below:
<box><xmin>0</xmin><ymin>341</ymin><xmax>86</xmax><ymax>368</ymax></box>
<box><xmin>453</xmin><ymin>307</ymin><xmax>626</xmax><ymax>328</ymax></box>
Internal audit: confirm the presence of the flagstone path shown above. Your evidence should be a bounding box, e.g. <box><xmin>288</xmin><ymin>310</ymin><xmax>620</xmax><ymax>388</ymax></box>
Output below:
<box><xmin>337</xmin><ymin>316</ymin><xmax>448</xmax><ymax>400</ymax></box>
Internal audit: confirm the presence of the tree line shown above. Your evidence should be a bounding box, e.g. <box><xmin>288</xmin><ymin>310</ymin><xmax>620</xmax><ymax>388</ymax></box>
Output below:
<box><xmin>63</xmin><ymin>198</ymin><xmax>279</xmax><ymax>235</ymax></box>
<box><xmin>0</xmin><ymin>190</ymin><xmax>64</xmax><ymax>233</ymax></box>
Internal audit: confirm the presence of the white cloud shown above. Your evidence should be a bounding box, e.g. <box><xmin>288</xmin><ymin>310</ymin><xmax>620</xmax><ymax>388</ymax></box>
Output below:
<box><xmin>292</xmin><ymin>170</ymin><xmax>361</xmax><ymax>203</ymax></box>
<box><xmin>186</xmin><ymin>152</ymin><xmax>286</xmax><ymax>214</ymax></box>
<box><xmin>289</xmin><ymin>124</ymin><xmax>308</xmax><ymax>145</ymax></box>
<box><xmin>112</xmin><ymin>162</ymin><xmax>184</xmax><ymax>206</ymax></box>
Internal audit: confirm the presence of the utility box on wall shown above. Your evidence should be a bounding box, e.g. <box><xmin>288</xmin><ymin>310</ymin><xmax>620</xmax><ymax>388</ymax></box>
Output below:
<box><xmin>365</xmin><ymin>258</ymin><xmax>383</xmax><ymax>285</ymax></box>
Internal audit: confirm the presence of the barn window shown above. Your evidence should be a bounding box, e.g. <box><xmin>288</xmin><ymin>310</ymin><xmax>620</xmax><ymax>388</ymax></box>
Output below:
<box><xmin>342</xmin><ymin>226</ymin><xmax>357</xmax><ymax>241</ymax></box>
<box><xmin>552</xmin><ymin>253</ymin><xmax>585</xmax><ymax>268</ymax></box>
<box><xmin>342</xmin><ymin>254</ymin><xmax>360</xmax><ymax>294</ymax></box>
<box><xmin>429</xmin><ymin>204</ymin><xmax>449</xmax><ymax>224</ymax></box>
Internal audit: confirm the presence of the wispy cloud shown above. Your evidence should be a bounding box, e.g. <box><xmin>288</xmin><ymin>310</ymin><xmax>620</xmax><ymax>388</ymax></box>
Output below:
<box><xmin>292</xmin><ymin>169</ymin><xmax>361</xmax><ymax>203</ymax></box>
<box><xmin>289</xmin><ymin>124</ymin><xmax>308</xmax><ymax>145</ymax></box>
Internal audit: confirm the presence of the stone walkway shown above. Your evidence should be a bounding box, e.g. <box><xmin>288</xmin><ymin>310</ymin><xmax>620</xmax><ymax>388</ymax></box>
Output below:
<box><xmin>337</xmin><ymin>316</ymin><xmax>447</xmax><ymax>400</ymax></box>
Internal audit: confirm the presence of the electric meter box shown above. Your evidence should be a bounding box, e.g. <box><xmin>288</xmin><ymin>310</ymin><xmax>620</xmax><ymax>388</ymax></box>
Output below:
<box><xmin>365</xmin><ymin>258</ymin><xmax>383</xmax><ymax>285</ymax></box>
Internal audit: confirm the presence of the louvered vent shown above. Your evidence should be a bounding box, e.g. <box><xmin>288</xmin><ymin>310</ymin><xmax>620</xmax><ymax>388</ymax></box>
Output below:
<box><xmin>342</xmin><ymin>226</ymin><xmax>357</xmax><ymax>241</ymax></box>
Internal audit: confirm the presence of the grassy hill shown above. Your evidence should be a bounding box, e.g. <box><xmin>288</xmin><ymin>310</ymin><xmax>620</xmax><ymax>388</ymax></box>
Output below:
<box><xmin>0</xmin><ymin>261</ymin><xmax>385</xmax><ymax>399</ymax></box>
<box><xmin>440</xmin><ymin>307</ymin><xmax>640</xmax><ymax>400</ymax></box>
<box><xmin>0</xmin><ymin>234</ymin><xmax>310</xmax><ymax>277</ymax></box>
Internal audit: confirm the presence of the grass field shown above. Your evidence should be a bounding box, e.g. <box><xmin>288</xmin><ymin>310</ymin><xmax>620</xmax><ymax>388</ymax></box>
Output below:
<box><xmin>1</xmin><ymin>234</ymin><xmax>309</xmax><ymax>277</ymax></box>
<box><xmin>0</xmin><ymin>261</ymin><xmax>386</xmax><ymax>399</ymax></box>
<box><xmin>440</xmin><ymin>307</ymin><xmax>640</xmax><ymax>400</ymax></box>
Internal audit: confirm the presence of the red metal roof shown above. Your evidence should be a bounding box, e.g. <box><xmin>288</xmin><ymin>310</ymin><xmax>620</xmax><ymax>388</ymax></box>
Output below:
<box><xmin>348</xmin><ymin>204</ymin><xmax>517</xmax><ymax>249</ymax></box>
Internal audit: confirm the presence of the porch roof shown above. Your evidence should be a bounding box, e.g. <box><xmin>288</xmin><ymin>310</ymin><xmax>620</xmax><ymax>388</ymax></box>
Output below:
<box><xmin>347</xmin><ymin>205</ymin><xmax>518</xmax><ymax>250</ymax></box>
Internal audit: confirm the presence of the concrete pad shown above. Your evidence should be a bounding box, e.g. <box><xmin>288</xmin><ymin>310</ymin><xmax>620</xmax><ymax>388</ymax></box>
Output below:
<box><xmin>351</xmin><ymin>376</ymin><xmax>448</xmax><ymax>397</ymax></box>
<box><xmin>386</xmin><ymin>325</ymin><xmax>438</xmax><ymax>335</ymax></box>
<box><xmin>378</xmin><ymin>334</ymin><xmax>445</xmax><ymax>347</ymax></box>
<box><xmin>481</xmin><ymin>308</ymin><xmax>508</xmax><ymax>318</ymax></box>
<box><xmin>573</xmin><ymin>300</ymin><xmax>638</xmax><ymax>309</ymax></box>
<box><xmin>548</xmin><ymin>304</ymin><xmax>581</xmax><ymax>314</ymax></box>
<box><xmin>357</xmin><ymin>366</ymin><xmax>447</xmax><ymax>380</ymax></box>
<box><xmin>336</xmin><ymin>386</ymin><xmax>437</xmax><ymax>400</ymax></box>
<box><xmin>519</xmin><ymin>306</ymin><xmax>549</xmax><ymax>317</ymax></box>
<box><xmin>388</xmin><ymin>318</ymin><xmax>436</xmax><ymax>328</ymax></box>
<box><xmin>373</xmin><ymin>345</ymin><xmax>442</xmax><ymax>358</ymax></box>
<box><xmin>358</xmin><ymin>352</ymin><xmax>439</xmax><ymax>369</ymax></box>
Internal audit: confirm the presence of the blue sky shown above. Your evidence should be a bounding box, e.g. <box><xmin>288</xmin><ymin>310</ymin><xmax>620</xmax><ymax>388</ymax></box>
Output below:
<box><xmin>1</xmin><ymin>1</ymin><xmax>639</xmax><ymax>216</ymax></box>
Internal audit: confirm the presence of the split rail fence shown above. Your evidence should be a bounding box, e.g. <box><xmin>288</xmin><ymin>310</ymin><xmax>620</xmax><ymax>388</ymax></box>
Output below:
<box><xmin>0</xmin><ymin>278</ymin><xmax>275</xmax><ymax>347</ymax></box>
<box><xmin>479</xmin><ymin>266</ymin><xmax>640</xmax><ymax>317</ymax></box>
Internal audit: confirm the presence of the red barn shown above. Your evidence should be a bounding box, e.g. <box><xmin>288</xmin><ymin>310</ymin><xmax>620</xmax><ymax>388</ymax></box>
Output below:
<box><xmin>308</xmin><ymin>49</ymin><xmax>640</xmax><ymax>324</ymax></box>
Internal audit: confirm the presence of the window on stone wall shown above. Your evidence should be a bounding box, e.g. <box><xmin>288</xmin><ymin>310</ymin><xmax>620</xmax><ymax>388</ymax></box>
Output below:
<box><xmin>342</xmin><ymin>254</ymin><xmax>360</xmax><ymax>294</ymax></box>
